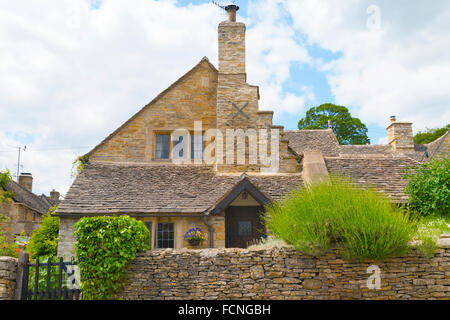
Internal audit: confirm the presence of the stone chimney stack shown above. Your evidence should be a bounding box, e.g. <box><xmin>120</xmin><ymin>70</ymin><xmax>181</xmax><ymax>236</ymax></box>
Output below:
<box><xmin>18</xmin><ymin>173</ymin><xmax>33</xmax><ymax>192</ymax></box>
<box><xmin>218</xmin><ymin>4</ymin><xmax>245</xmax><ymax>75</ymax></box>
<box><xmin>50</xmin><ymin>189</ymin><xmax>60</xmax><ymax>202</ymax></box>
<box><xmin>387</xmin><ymin>116</ymin><xmax>415</xmax><ymax>152</ymax></box>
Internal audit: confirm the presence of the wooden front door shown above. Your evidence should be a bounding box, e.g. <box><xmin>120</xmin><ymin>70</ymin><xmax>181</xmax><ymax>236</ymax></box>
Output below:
<box><xmin>225</xmin><ymin>206</ymin><xmax>265</xmax><ymax>248</ymax></box>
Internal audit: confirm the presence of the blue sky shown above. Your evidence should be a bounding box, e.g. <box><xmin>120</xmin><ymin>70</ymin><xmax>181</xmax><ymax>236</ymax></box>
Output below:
<box><xmin>1</xmin><ymin>0</ymin><xmax>449</xmax><ymax>195</ymax></box>
<box><xmin>175</xmin><ymin>0</ymin><xmax>386</xmax><ymax>142</ymax></box>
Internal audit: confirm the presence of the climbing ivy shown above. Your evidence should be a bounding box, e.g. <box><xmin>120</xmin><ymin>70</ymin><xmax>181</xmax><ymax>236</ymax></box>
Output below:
<box><xmin>71</xmin><ymin>155</ymin><xmax>89</xmax><ymax>178</ymax></box>
<box><xmin>73</xmin><ymin>215</ymin><xmax>150</xmax><ymax>300</ymax></box>
<box><xmin>0</xmin><ymin>169</ymin><xmax>14</xmax><ymax>202</ymax></box>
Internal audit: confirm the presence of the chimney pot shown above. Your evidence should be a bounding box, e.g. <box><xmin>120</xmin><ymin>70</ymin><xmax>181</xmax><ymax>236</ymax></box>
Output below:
<box><xmin>328</xmin><ymin>120</ymin><xmax>333</xmax><ymax>129</ymax></box>
<box><xmin>18</xmin><ymin>173</ymin><xmax>33</xmax><ymax>193</ymax></box>
<box><xmin>390</xmin><ymin>116</ymin><xmax>396</xmax><ymax>123</ymax></box>
<box><xmin>225</xmin><ymin>4</ymin><xmax>239</xmax><ymax>22</ymax></box>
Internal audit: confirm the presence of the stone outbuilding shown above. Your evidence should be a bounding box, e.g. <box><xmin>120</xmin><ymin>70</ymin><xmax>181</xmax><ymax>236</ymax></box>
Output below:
<box><xmin>0</xmin><ymin>173</ymin><xmax>60</xmax><ymax>241</ymax></box>
<box><xmin>56</xmin><ymin>6</ymin><xmax>449</xmax><ymax>258</ymax></box>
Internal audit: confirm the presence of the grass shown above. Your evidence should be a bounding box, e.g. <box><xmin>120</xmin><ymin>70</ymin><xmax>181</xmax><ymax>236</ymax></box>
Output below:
<box><xmin>261</xmin><ymin>176</ymin><xmax>420</xmax><ymax>262</ymax></box>
<box><xmin>247</xmin><ymin>236</ymin><xmax>289</xmax><ymax>250</ymax></box>
<box><xmin>414</xmin><ymin>214</ymin><xmax>450</xmax><ymax>257</ymax></box>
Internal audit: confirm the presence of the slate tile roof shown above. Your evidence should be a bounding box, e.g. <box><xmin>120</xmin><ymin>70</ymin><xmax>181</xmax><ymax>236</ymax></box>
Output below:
<box><xmin>57</xmin><ymin>163</ymin><xmax>304</xmax><ymax>215</ymax></box>
<box><xmin>285</xmin><ymin>129</ymin><xmax>448</xmax><ymax>163</ymax></box>
<box><xmin>3</xmin><ymin>181</ymin><xmax>51</xmax><ymax>214</ymax></box>
<box><xmin>284</xmin><ymin>130</ymin><xmax>340</xmax><ymax>157</ymax></box>
<box><xmin>324</xmin><ymin>156</ymin><xmax>419</xmax><ymax>202</ymax></box>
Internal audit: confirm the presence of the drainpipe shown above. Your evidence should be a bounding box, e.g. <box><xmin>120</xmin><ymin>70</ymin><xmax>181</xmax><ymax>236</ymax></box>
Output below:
<box><xmin>203</xmin><ymin>212</ymin><xmax>214</xmax><ymax>248</ymax></box>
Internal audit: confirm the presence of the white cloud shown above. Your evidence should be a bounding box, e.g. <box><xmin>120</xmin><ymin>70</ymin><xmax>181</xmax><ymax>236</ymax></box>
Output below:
<box><xmin>285</xmin><ymin>0</ymin><xmax>450</xmax><ymax>132</ymax></box>
<box><xmin>0</xmin><ymin>0</ymin><xmax>313</xmax><ymax>195</ymax></box>
<box><xmin>1</xmin><ymin>0</ymin><xmax>449</xmax><ymax>196</ymax></box>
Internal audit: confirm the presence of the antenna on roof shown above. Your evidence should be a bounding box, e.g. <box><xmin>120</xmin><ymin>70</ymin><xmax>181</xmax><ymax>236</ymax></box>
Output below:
<box><xmin>212</xmin><ymin>1</ymin><xmax>239</xmax><ymax>22</ymax></box>
<box><xmin>15</xmin><ymin>146</ymin><xmax>26</xmax><ymax>181</ymax></box>
<box><xmin>212</xmin><ymin>1</ymin><xmax>226</xmax><ymax>10</ymax></box>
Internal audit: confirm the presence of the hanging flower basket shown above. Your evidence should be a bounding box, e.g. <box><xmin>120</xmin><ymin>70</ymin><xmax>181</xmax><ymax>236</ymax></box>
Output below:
<box><xmin>188</xmin><ymin>238</ymin><xmax>201</xmax><ymax>246</ymax></box>
<box><xmin>184</xmin><ymin>227</ymin><xmax>206</xmax><ymax>246</ymax></box>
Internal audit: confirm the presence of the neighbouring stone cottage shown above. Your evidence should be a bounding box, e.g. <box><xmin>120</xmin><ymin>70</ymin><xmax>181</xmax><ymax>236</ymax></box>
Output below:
<box><xmin>56</xmin><ymin>5</ymin><xmax>449</xmax><ymax>258</ymax></box>
<box><xmin>0</xmin><ymin>173</ymin><xmax>60</xmax><ymax>241</ymax></box>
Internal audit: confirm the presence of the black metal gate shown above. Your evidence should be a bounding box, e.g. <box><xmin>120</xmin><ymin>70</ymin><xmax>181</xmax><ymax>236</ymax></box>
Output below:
<box><xmin>17</xmin><ymin>251</ymin><xmax>82</xmax><ymax>300</ymax></box>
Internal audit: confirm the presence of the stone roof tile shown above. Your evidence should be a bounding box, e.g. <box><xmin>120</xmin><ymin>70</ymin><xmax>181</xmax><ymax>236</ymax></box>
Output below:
<box><xmin>57</xmin><ymin>163</ymin><xmax>304</xmax><ymax>215</ymax></box>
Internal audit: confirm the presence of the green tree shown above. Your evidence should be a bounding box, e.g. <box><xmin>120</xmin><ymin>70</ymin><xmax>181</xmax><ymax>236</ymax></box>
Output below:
<box><xmin>298</xmin><ymin>103</ymin><xmax>370</xmax><ymax>145</ymax></box>
<box><xmin>413</xmin><ymin>124</ymin><xmax>449</xmax><ymax>144</ymax></box>
<box><xmin>27</xmin><ymin>205</ymin><xmax>59</xmax><ymax>259</ymax></box>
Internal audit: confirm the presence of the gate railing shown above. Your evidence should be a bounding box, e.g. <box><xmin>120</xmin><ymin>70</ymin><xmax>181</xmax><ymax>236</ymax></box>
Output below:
<box><xmin>15</xmin><ymin>251</ymin><xmax>82</xmax><ymax>300</ymax></box>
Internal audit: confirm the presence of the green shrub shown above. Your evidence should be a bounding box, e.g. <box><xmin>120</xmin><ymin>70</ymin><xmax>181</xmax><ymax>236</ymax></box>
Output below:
<box><xmin>262</xmin><ymin>177</ymin><xmax>417</xmax><ymax>261</ymax></box>
<box><xmin>404</xmin><ymin>156</ymin><xmax>449</xmax><ymax>217</ymax></box>
<box><xmin>74</xmin><ymin>215</ymin><xmax>150</xmax><ymax>300</ymax></box>
<box><xmin>27</xmin><ymin>206</ymin><xmax>59</xmax><ymax>259</ymax></box>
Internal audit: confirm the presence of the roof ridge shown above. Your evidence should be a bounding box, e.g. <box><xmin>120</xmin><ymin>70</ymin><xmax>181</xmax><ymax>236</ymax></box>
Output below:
<box><xmin>5</xmin><ymin>180</ymin><xmax>50</xmax><ymax>214</ymax></box>
<box><xmin>284</xmin><ymin>129</ymin><xmax>333</xmax><ymax>132</ymax></box>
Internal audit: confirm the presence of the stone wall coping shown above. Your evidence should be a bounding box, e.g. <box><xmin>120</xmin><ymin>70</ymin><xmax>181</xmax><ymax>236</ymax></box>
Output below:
<box><xmin>0</xmin><ymin>256</ymin><xmax>18</xmax><ymax>264</ymax></box>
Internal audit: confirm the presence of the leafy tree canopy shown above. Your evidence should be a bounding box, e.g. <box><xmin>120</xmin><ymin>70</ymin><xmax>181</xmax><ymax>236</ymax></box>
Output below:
<box><xmin>27</xmin><ymin>205</ymin><xmax>59</xmax><ymax>259</ymax></box>
<box><xmin>0</xmin><ymin>169</ymin><xmax>14</xmax><ymax>203</ymax></box>
<box><xmin>413</xmin><ymin>124</ymin><xmax>449</xmax><ymax>144</ymax></box>
<box><xmin>297</xmin><ymin>103</ymin><xmax>370</xmax><ymax>145</ymax></box>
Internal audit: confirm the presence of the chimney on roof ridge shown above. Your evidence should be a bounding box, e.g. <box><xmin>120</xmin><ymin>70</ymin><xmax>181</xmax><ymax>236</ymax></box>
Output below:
<box><xmin>328</xmin><ymin>120</ymin><xmax>333</xmax><ymax>129</ymax></box>
<box><xmin>19</xmin><ymin>173</ymin><xmax>33</xmax><ymax>193</ymax></box>
<box><xmin>387</xmin><ymin>116</ymin><xmax>414</xmax><ymax>153</ymax></box>
<box><xmin>50</xmin><ymin>189</ymin><xmax>60</xmax><ymax>202</ymax></box>
<box><xmin>225</xmin><ymin>4</ymin><xmax>239</xmax><ymax>22</ymax></box>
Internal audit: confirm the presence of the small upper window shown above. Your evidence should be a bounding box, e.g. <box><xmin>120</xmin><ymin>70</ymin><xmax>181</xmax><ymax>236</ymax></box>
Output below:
<box><xmin>155</xmin><ymin>134</ymin><xmax>170</xmax><ymax>159</ymax></box>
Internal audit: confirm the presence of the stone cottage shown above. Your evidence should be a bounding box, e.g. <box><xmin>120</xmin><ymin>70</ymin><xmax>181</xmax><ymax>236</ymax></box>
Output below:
<box><xmin>56</xmin><ymin>5</ymin><xmax>449</xmax><ymax>258</ymax></box>
<box><xmin>0</xmin><ymin>173</ymin><xmax>60</xmax><ymax>241</ymax></box>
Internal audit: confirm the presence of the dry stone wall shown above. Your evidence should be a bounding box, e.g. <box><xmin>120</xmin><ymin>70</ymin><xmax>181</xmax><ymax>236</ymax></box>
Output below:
<box><xmin>121</xmin><ymin>243</ymin><xmax>450</xmax><ymax>300</ymax></box>
<box><xmin>0</xmin><ymin>256</ymin><xmax>17</xmax><ymax>300</ymax></box>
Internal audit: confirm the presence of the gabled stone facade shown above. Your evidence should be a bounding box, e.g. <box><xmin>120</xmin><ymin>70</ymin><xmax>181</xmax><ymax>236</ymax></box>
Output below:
<box><xmin>56</xmin><ymin>7</ymin><xmax>449</xmax><ymax>258</ymax></box>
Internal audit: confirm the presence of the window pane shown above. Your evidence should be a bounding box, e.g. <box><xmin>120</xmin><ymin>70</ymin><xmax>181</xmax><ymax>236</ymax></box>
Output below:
<box><xmin>173</xmin><ymin>135</ymin><xmax>186</xmax><ymax>159</ymax></box>
<box><xmin>157</xmin><ymin>223</ymin><xmax>174</xmax><ymax>248</ymax></box>
<box><xmin>191</xmin><ymin>134</ymin><xmax>203</xmax><ymax>160</ymax></box>
<box><xmin>156</xmin><ymin>134</ymin><xmax>170</xmax><ymax>159</ymax></box>
<box><xmin>238</xmin><ymin>220</ymin><xmax>252</xmax><ymax>236</ymax></box>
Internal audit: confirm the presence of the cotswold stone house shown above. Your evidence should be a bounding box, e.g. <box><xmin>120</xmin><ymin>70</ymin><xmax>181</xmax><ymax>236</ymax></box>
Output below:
<box><xmin>0</xmin><ymin>173</ymin><xmax>60</xmax><ymax>241</ymax></box>
<box><xmin>56</xmin><ymin>6</ymin><xmax>449</xmax><ymax>258</ymax></box>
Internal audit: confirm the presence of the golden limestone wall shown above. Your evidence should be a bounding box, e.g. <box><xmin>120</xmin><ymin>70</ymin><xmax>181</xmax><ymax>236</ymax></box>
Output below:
<box><xmin>121</xmin><ymin>243</ymin><xmax>450</xmax><ymax>300</ymax></box>
<box><xmin>89</xmin><ymin>60</ymin><xmax>218</xmax><ymax>163</ymax></box>
<box><xmin>216</xmin><ymin>21</ymin><xmax>298</xmax><ymax>173</ymax></box>
<box><xmin>88</xmin><ymin>19</ymin><xmax>298</xmax><ymax>173</ymax></box>
<box><xmin>0</xmin><ymin>202</ymin><xmax>41</xmax><ymax>241</ymax></box>
<box><xmin>138</xmin><ymin>215</ymin><xmax>225</xmax><ymax>250</ymax></box>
